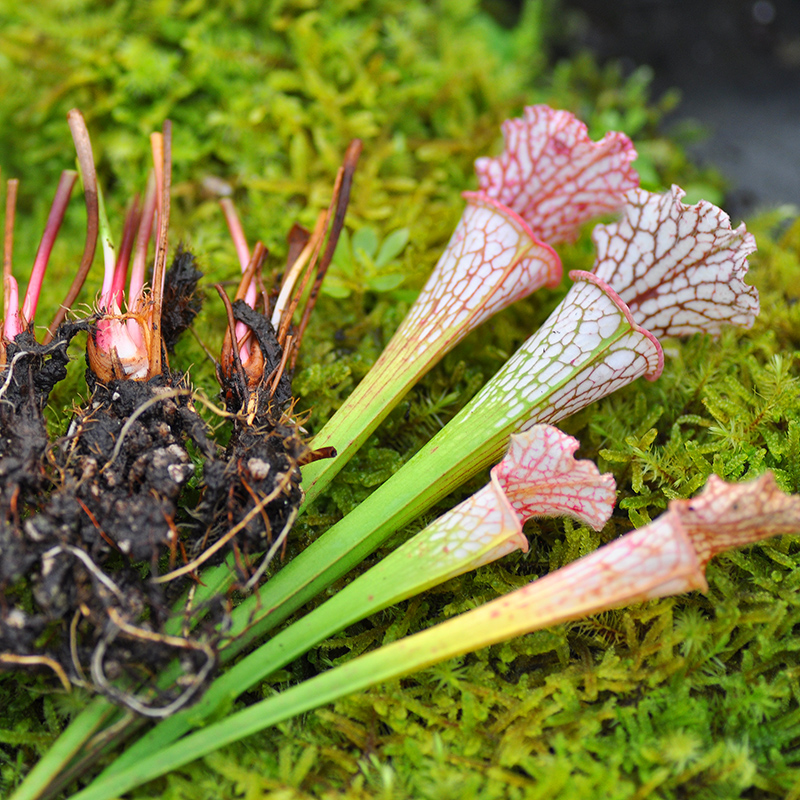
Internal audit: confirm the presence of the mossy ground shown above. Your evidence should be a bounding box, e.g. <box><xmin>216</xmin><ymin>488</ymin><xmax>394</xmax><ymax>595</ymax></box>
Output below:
<box><xmin>1</xmin><ymin>1</ymin><xmax>798</xmax><ymax>798</ymax></box>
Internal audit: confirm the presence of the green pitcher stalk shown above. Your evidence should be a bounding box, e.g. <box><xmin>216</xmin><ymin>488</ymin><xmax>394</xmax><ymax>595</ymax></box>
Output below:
<box><xmin>69</xmin><ymin>472</ymin><xmax>800</xmax><ymax>800</ymax></box>
<box><xmin>92</xmin><ymin>424</ymin><xmax>615</xmax><ymax>775</ymax></box>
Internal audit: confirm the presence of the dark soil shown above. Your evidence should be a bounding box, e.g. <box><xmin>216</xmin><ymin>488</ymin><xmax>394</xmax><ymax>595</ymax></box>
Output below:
<box><xmin>1</xmin><ymin>364</ymin><xmax>224</xmax><ymax>715</ymax></box>
<box><xmin>0</xmin><ymin>323</ymin><xmax>86</xmax><ymax>520</ymax></box>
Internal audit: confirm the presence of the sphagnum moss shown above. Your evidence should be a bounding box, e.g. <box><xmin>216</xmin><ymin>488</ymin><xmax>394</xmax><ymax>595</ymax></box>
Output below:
<box><xmin>3</xmin><ymin>3</ymin><xmax>800</xmax><ymax>800</ymax></box>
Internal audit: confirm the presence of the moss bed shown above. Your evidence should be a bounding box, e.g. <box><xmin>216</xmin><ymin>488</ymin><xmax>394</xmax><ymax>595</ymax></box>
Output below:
<box><xmin>1</xmin><ymin>1</ymin><xmax>798</xmax><ymax>798</ymax></box>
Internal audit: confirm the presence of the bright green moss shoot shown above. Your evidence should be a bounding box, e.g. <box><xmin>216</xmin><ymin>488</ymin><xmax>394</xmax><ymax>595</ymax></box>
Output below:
<box><xmin>1</xmin><ymin>2</ymin><xmax>798</xmax><ymax>798</ymax></box>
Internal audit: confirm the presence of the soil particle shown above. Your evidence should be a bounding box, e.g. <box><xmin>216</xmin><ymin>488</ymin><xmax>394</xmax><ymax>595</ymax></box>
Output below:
<box><xmin>198</xmin><ymin>420</ymin><xmax>306</xmax><ymax>558</ymax></box>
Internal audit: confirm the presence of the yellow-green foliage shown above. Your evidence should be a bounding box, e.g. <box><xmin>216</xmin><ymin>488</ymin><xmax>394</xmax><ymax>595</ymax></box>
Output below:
<box><xmin>2</xmin><ymin>1</ymin><xmax>798</xmax><ymax>799</ymax></box>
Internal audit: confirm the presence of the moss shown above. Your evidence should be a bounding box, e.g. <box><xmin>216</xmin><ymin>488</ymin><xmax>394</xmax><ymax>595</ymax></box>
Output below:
<box><xmin>2</xmin><ymin>1</ymin><xmax>799</xmax><ymax>798</ymax></box>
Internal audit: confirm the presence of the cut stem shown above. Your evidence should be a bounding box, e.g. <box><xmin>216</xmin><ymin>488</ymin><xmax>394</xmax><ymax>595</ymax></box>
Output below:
<box><xmin>108</xmin><ymin>196</ymin><xmax>141</xmax><ymax>310</ymax></box>
<box><xmin>21</xmin><ymin>171</ymin><xmax>78</xmax><ymax>325</ymax></box>
<box><xmin>3</xmin><ymin>178</ymin><xmax>18</xmax><ymax>323</ymax></box>
<box><xmin>129</xmin><ymin>172</ymin><xmax>157</xmax><ymax>308</ymax></box>
<box><xmin>147</xmin><ymin>121</ymin><xmax>172</xmax><ymax>376</ymax></box>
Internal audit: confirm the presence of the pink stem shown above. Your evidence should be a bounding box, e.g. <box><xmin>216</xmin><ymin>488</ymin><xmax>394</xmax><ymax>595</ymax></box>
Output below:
<box><xmin>220</xmin><ymin>198</ymin><xmax>251</xmax><ymax>272</ymax></box>
<box><xmin>129</xmin><ymin>172</ymin><xmax>157</xmax><ymax>308</ymax></box>
<box><xmin>45</xmin><ymin>109</ymin><xmax>98</xmax><ymax>343</ymax></box>
<box><xmin>219</xmin><ymin>197</ymin><xmax>256</xmax><ymax>350</ymax></box>
<box><xmin>220</xmin><ymin>196</ymin><xmax>256</xmax><ymax>348</ymax></box>
<box><xmin>109</xmin><ymin>196</ymin><xmax>142</xmax><ymax>310</ymax></box>
<box><xmin>21</xmin><ymin>171</ymin><xmax>78</xmax><ymax>325</ymax></box>
<box><xmin>3</xmin><ymin>275</ymin><xmax>21</xmax><ymax>340</ymax></box>
<box><xmin>243</xmin><ymin>277</ymin><xmax>257</xmax><ymax>311</ymax></box>
<box><xmin>234</xmin><ymin>243</ymin><xmax>267</xmax><ymax>361</ymax></box>
<box><xmin>3</xmin><ymin>178</ymin><xmax>18</xmax><ymax>322</ymax></box>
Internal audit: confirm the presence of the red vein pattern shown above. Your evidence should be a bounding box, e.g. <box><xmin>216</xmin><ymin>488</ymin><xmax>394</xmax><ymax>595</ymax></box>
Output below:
<box><xmin>457</xmin><ymin>473</ymin><xmax>800</xmax><ymax>636</ymax></box>
<box><xmin>415</xmin><ymin>473</ymin><xmax>526</xmax><ymax>570</ymax></box>
<box><xmin>475</xmin><ymin>105</ymin><xmax>639</xmax><ymax>244</ymax></box>
<box><xmin>671</xmin><ymin>473</ymin><xmax>800</xmax><ymax>568</ymax></box>
<box><xmin>432</xmin><ymin>185</ymin><xmax>760</xmax><ymax>468</ymax></box>
<box><xmin>495</xmin><ymin>425</ymin><xmax>616</xmax><ymax>531</ymax></box>
<box><xmin>482</xmin><ymin>513</ymin><xmax>706</xmax><ymax>625</ymax></box>
<box><xmin>460</xmin><ymin>277</ymin><xmax>662</xmax><ymax>446</ymax></box>
<box><xmin>399</xmin><ymin>193</ymin><xmax>560</xmax><ymax>361</ymax></box>
<box><xmin>591</xmin><ymin>186</ymin><xmax>759</xmax><ymax>338</ymax></box>
<box><xmin>397</xmin><ymin>425</ymin><xmax>615</xmax><ymax>572</ymax></box>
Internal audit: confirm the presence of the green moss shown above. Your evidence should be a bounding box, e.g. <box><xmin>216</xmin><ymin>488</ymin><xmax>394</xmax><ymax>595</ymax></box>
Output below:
<box><xmin>2</xmin><ymin>1</ymin><xmax>799</xmax><ymax>798</ymax></box>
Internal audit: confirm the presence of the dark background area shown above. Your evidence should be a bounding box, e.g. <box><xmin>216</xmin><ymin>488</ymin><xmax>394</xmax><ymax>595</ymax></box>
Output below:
<box><xmin>551</xmin><ymin>0</ymin><xmax>800</xmax><ymax>218</ymax></box>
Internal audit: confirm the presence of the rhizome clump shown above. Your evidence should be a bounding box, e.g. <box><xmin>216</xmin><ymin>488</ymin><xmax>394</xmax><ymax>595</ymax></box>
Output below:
<box><xmin>188</xmin><ymin>141</ymin><xmax>359</xmax><ymax>591</ymax></box>
<box><xmin>0</xmin><ymin>115</ymin><xmax>360</xmax><ymax>717</ymax></box>
<box><xmin>23</xmin><ymin>364</ymin><xmax>220</xmax><ymax>715</ymax></box>
<box><xmin>2</xmin><ymin>303</ymin><xmax>222</xmax><ymax>716</ymax></box>
<box><xmin>195</xmin><ymin>298</ymin><xmax>310</xmax><ymax>589</ymax></box>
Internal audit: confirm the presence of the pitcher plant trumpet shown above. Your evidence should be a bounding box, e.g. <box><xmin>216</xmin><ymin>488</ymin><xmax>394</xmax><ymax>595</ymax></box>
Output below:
<box><xmin>302</xmin><ymin>106</ymin><xmax>639</xmax><ymax>506</ymax></box>
<box><xmin>224</xmin><ymin>183</ymin><xmax>758</xmax><ymax>657</ymax></box>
